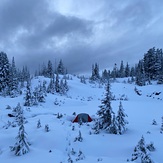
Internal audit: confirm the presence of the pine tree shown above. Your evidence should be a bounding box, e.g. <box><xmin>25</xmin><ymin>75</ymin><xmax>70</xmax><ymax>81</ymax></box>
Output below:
<box><xmin>37</xmin><ymin>81</ymin><xmax>45</xmax><ymax>102</ymax></box>
<box><xmin>32</xmin><ymin>86</ymin><xmax>39</xmax><ymax>106</ymax></box>
<box><xmin>22</xmin><ymin>66</ymin><xmax>30</xmax><ymax>82</ymax></box>
<box><xmin>8</xmin><ymin>57</ymin><xmax>19</xmax><ymax>97</ymax></box>
<box><xmin>47</xmin><ymin>60</ymin><xmax>53</xmax><ymax>78</ymax></box>
<box><xmin>59</xmin><ymin>79</ymin><xmax>64</xmax><ymax>95</ymax></box>
<box><xmin>24</xmin><ymin>81</ymin><xmax>33</xmax><ymax>106</ymax></box>
<box><xmin>102</xmin><ymin>69</ymin><xmax>110</xmax><ymax>83</ymax></box>
<box><xmin>116</xmin><ymin>101</ymin><xmax>128</xmax><ymax>134</ymax></box>
<box><xmin>55</xmin><ymin>73</ymin><xmax>60</xmax><ymax>93</ymax></box>
<box><xmin>131</xmin><ymin>136</ymin><xmax>153</xmax><ymax>163</ymax></box>
<box><xmin>135</xmin><ymin>60</ymin><xmax>146</xmax><ymax>86</ymax></box>
<box><xmin>111</xmin><ymin>63</ymin><xmax>118</xmax><ymax>80</ymax></box>
<box><xmin>10</xmin><ymin>107</ymin><xmax>30</xmax><ymax>156</ymax></box>
<box><xmin>0</xmin><ymin>52</ymin><xmax>10</xmax><ymax>94</ymax></box>
<box><xmin>90</xmin><ymin>63</ymin><xmax>100</xmax><ymax>81</ymax></box>
<box><xmin>45</xmin><ymin>124</ymin><xmax>50</xmax><ymax>132</ymax></box>
<box><xmin>108</xmin><ymin>115</ymin><xmax>119</xmax><ymax>134</ymax></box>
<box><xmin>119</xmin><ymin>61</ymin><xmax>125</xmax><ymax>78</ymax></box>
<box><xmin>47</xmin><ymin>77</ymin><xmax>55</xmax><ymax>94</ymax></box>
<box><xmin>125</xmin><ymin>62</ymin><xmax>130</xmax><ymax>77</ymax></box>
<box><xmin>160</xmin><ymin>116</ymin><xmax>163</xmax><ymax>133</ymax></box>
<box><xmin>14</xmin><ymin>103</ymin><xmax>24</xmax><ymax>126</ymax></box>
<box><xmin>144</xmin><ymin>47</ymin><xmax>156</xmax><ymax>81</ymax></box>
<box><xmin>37</xmin><ymin>119</ymin><xmax>41</xmax><ymax>128</ymax></box>
<box><xmin>94</xmin><ymin>81</ymin><xmax>114</xmax><ymax>133</ymax></box>
<box><xmin>57</xmin><ymin>59</ymin><xmax>65</xmax><ymax>75</ymax></box>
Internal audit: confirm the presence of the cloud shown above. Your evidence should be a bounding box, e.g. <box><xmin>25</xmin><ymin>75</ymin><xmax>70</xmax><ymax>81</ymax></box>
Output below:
<box><xmin>1</xmin><ymin>0</ymin><xmax>163</xmax><ymax>74</ymax></box>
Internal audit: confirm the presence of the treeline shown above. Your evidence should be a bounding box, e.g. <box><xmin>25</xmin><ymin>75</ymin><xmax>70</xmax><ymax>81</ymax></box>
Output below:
<box><xmin>0</xmin><ymin>52</ymin><xmax>68</xmax><ymax>97</ymax></box>
<box><xmin>1</xmin><ymin>46</ymin><xmax>163</xmax><ymax>98</ymax></box>
<box><xmin>90</xmin><ymin>47</ymin><xmax>163</xmax><ymax>86</ymax></box>
<box><xmin>0</xmin><ymin>52</ymin><xmax>30</xmax><ymax>97</ymax></box>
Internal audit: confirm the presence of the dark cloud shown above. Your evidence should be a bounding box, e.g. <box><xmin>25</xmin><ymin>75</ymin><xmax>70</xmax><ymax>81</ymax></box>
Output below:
<box><xmin>0</xmin><ymin>0</ymin><xmax>163</xmax><ymax>74</ymax></box>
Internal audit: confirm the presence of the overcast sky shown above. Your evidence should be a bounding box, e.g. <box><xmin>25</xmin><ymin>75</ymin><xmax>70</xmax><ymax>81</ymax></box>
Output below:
<box><xmin>0</xmin><ymin>0</ymin><xmax>163</xmax><ymax>74</ymax></box>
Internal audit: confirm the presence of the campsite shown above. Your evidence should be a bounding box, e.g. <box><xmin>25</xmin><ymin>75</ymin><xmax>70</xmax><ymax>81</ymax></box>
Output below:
<box><xmin>0</xmin><ymin>75</ymin><xmax>163</xmax><ymax>163</ymax></box>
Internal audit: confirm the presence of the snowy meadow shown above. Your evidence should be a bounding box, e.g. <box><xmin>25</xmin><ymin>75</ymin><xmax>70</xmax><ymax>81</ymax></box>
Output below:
<box><xmin>0</xmin><ymin>75</ymin><xmax>163</xmax><ymax>163</ymax></box>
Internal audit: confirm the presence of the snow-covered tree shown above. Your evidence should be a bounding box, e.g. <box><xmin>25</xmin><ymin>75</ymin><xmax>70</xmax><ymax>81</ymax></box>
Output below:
<box><xmin>0</xmin><ymin>52</ymin><xmax>10</xmax><ymax>94</ymax></box>
<box><xmin>108</xmin><ymin>115</ymin><xmax>119</xmax><ymax>134</ymax></box>
<box><xmin>90</xmin><ymin>63</ymin><xmax>100</xmax><ymax>81</ymax></box>
<box><xmin>45</xmin><ymin>124</ymin><xmax>50</xmax><ymax>132</ymax></box>
<box><xmin>47</xmin><ymin>77</ymin><xmax>55</xmax><ymax>94</ymax></box>
<box><xmin>55</xmin><ymin>73</ymin><xmax>60</xmax><ymax>93</ymax></box>
<box><xmin>111</xmin><ymin>63</ymin><xmax>118</xmax><ymax>80</ymax></box>
<box><xmin>160</xmin><ymin>116</ymin><xmax>163</xmax><ymax>133</ymax></box>
<box><xmin>14</xmin><ymin>103</ymin><xmax>24</xmax><ymax>126</ymax></box>
<box><xmin>125</xmin><ymin>62</ymin><xmax>130</xmax><ymax>77</ymax></box>
<box><xmin>93</xmin><ymin>81</ymin><xmax>114</xmax><ymax>133</ymax></box>
<box><xmin>131</xmin><ymin>136</ymin><xmax>153</xmax><ymax>163</ymax></box>
<box><xmin>116</xmin><ymin>101</ymin><xmax>128</xmax><ymax>134</ymax></box>
<box><xmin>10</xmin><ymin>106</ymin><xmax>30</xmax><ymax>156</ymax></box>
<box><xmin>24</xmin><ymin>81</ymin><xmax>33</xmax><ymax>107</ymax></box>
<box><xmin>8</xmin><ymin>57</ymin><xmax>19</xmax><ymax>97</ymax></box>
<box><xmin>47</xmin><ymin>60</ymin><xmax>53</xmax><ymax>78</ymax></box>
<box><xmin>101</xmin><ymin>69</ymin><xmax>110</xmax><ymax>83</ymax></box>
<box><xmin>119</xmin><ymin>61</ymin><xmax>125</xmax><ymax>78</ymax></box>
<box><xmin>57</xmin><ymin>59</ymin><xmax>65</xmax><ymax>75</ymax></box>
<box><xmin>37</xmin><ymin>81</ymin><xmax>46</xmax><ymax>102</ymax></box>
<box><xmin>37</xmin><ymin>119</ymin><xmax>41</xmax><ymax>128</ymax></box>
<box><xmin>135</xmin><ymin>60</ymin><xmax>146</xmax><ymax>86</ymax></box>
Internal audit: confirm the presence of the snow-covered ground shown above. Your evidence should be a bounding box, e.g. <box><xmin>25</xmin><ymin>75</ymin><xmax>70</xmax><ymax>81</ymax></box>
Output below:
<box><xmin>0</xmin><ymin>76</ymin><xmax>163</xmax><ymax>163</ymax></box>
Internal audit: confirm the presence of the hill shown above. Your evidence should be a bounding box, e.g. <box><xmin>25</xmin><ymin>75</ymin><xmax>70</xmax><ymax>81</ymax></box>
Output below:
<box><xmin>0</xmin><ymin>75</ymin><xmax>163</xmax><ymax>163</ymax></box>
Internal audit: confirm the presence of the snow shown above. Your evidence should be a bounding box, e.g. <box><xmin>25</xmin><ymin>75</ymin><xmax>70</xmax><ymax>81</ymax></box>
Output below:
<box><xmin>0</xmin><ymin>76</ymin><xmax>163</xmax><ymax>163</ymax></box>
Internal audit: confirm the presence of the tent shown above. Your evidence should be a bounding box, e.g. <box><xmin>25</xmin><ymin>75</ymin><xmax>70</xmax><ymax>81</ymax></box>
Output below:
<box><xmin>73</xmin><ymin>113</ymin><xmax>92</xmax><ymax>123</ymax></box>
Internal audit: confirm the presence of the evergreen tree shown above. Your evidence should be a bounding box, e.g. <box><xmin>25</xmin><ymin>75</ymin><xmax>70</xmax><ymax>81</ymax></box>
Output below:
<box><xmin>59</xmin><ymin>79</ymin><xmax>64</xmax><ymax>95</ymax></box>
<box><xmin>37</xmin><ymin>81</ymin><xmax>45</xmax><ymax>102</ymax></box>
<box><xmin>116</xmin><ymin>101</ymin><xmax>128</xmax><ymax>134</ymax></box>
<box><xmin>45</xmin><ymin>124</ymin><xmax>50</xmax><ymax>132</ymax></box>
<box><xmin>90</xmin><ymin>63</ymin><xmax>100</xmax><ymax>81</ymax></box>
<box><xmin>24</xmin><ymin>81</ymin><xmax>33</xmax><ymax>106</ymax></box>
<box><xmin>8</xmin><ymin>57</ymin><xmax>19</xmax><ymax>97</ymax></box>
<box><xmin>154</xmin><ymin>49</ymin><xmax>162</xmax><ymax>80</ymax></box>
<box><xmin>119</xmin><ymin>61</ymin><xmax>125</xmax><ymax>78</ymax></box>
<box><xmin>10</xmin><ymin>107</ymin><xmax>30</xmax><ymax>156</ymax></box>
<box><xmin>111</xmin><ymin>63</ymin><xmax>118</xmax><ymax>80</ymax></box>
<box><xmin>22</xmin><ymin>66</ymin><xmax>30</xmax><ymax>82</ymax></box>
<box><xmin>63</xmin><ymin>79</ymin><xmax>69</xmax><ymax>93</ymax></box>
<box><xmin>47</xmin><ymin>77</ymin><xmax>55</xmax><ymax>94</ymax></box>
<box><xmin>108</xmin><ymin>115</ymin><xmax>119</xmax><ymax>134</ymax></box>
<box><xmin>94</xmin><ymin>81</ymin><xmax>114</xmax><ymax>132</ymax></box>
<box><xmin>130</xmin><ymin>66</ymin><xmax>136</xmax><ymax>77</ymax></box>
<box><xmin>55</xmin><ymin>73</ymin><xmax>60</xmax><ymax>93</ymax></box>
<box><xmin>32</xmin><ymin>86</ymin><xmax>39</xmax><ymax>106</ymax></box>
<box><xmin>37</xmin><ymin>119</ymin><xmax>41</xmax><ymax>128</ymax></box>
<box><xmin>14</xmin><ymin>103</ymin><xmax>24</xmax><ymax>126</ymax></box>
<box><xmin>80</xmin><ymin>75</ymin><xmax>86</xmax><ymax>84</ymax></box>
<box><xmin>160</xmin><ymin>116</ymin><xmax>163</xmax><ymax>133</ymax></box>
<box><xmin>102</xmin><ymin>69</ymin><xmax>110</xmax><ymax>83</ymax></box>
<box><xmin>0</xmin><ymin>52</ymin><xmax>10</xmax><ymax>94</ymax></box>
<box><xmin>131</xmin><ymin>136</ymin><xmax>153</xmax><ymax>163</ymax></box>
<box><xmin>144</xmin><ymin>47</ymin><xmax>156</xmax><ymax>81</ymax></box>
<box><xmin>125</xmin><ymin>62</ymin><xmax>130</xmax><ymax>77</ymax></box>
<box><xmin>47</xmin><ymin>60</ymin><xmax>53</xmax><ymax>78</ymax></box>
<box><xmin>57</xmin><ymin>59</ymin><xmax>65</xmax><ymax>75</ymax></box>
<box><xmin>135</xmin><ymin>60</ymin><xmax>146</xmax><ymax>86</ymax></box>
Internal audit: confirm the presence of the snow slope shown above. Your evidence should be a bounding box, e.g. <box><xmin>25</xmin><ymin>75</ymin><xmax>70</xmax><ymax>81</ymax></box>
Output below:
<box><xmin>0</xmin><ymin>76</ymin><xmax>163</xmax><ymax>163</ymax></box>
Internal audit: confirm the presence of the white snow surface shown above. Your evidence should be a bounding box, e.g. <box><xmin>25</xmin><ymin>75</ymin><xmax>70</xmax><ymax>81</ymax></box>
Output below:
<box><xmin>0</xmin><ymin>75</ymin><xmax>163</xmax><ymax>163</ymax></box>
